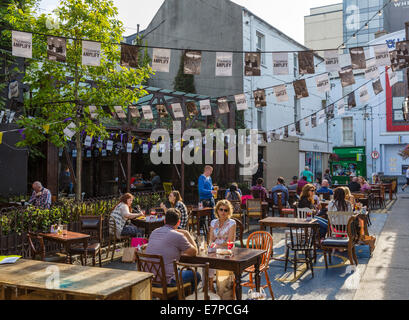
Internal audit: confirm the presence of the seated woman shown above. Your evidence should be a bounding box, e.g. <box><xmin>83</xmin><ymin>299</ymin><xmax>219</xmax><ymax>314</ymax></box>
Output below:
<box><xmin>109</xmin><ymin>193</ymin><xmax>144</xmax><ymax>239</ymax></box>
<box><xmin>160</xmin><ymin>191</ymin><xmax>188</xmax><ymax>230</ymax></box>
<box><xmin>328</xmin><ymin>188</ymin><xmax>353</xmax><ymax>212</ymax></box>
<box><xmin>208</xmin><ymin>200</ymin><xmax>236</xmax><ymax>292</ymax></box>
<box><xmin>226</xmin><ymin>184</ymin><xmax>242</xmax><ymax>203</ymax></box>
<box><xmin>342</xmin><ymin>187</ymin><xmax>356</xmax><ymax>209</ymax></box>
<box><xmin>358</xmin><ymin>176</ymin><xmax>372</xmax><ymax>193</ymax></box>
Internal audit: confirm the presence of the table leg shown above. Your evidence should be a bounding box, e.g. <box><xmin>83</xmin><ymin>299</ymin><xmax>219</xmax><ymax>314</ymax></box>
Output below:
<box><xmin>255</xmin><ymin>257</ymin><xmax>261</xmax><ymax>292</ymax></box>
<box><xmin>83</xmin><ymin>239</ymin><xmax>88</xmax><ymax>266</ymax></box>
<box><xmin>234</xmin><ymin>272</ymin><xmax>242</xmax><ymax>300</ymax></box>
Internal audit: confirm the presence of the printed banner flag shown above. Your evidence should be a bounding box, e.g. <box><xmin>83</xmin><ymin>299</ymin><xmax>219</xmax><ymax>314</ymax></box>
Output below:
<box><xmin>186</xmin><ymin>102</ymin><xmax>199</xmax><ymax>117</ymax></box>
<box><xmin>199</xmin><ymin>100</ymin><xmax>212</xmax><ymax>116</ymax></box>
<box><xmin>348</xmin><ymin>92</ymin><xmax>357</xmax><ymax>109</ymax></box>
<box><xmin>143</xmin><ymin>144</ymin><xmax>149</xmax><ymax>154</ymax></box>
<box><xmin>152</xmin><ymin>48</ymin><xmax>171</xmax><ymax>72</ymax></box>
<box><xmin>272</xmin><ymin>53</ymin><xmax>289</xmax><ymax>75</ymax></box>
<box><xmin>142</xmin><ymin>105</ymin><xmax>154</xmax><ymax>120</ymax></box>
<box><xmin>217</xmin><ymin>97</ymin><xmax>230</xmax><ymax>114</ymax></box>
<box><xmin>298</xmin><ymin>51</ymin><xmax>315</xmax><ymax>75</ymax></box>
<box><xmin>365</xmin><ymin>58</ymin><xmax>380</xmax><ymax>80</ymax></box>
<box><xmin>327</xmin><ymin>104</ymin><xmax>335</xmax><ymax>120</ymax></box>
<box><xmin>156</xmin><ymin>105</ymin><xmax>168</xmax><ymax>118</ymax></box>
<box><xmin>293</xmin><ymin>79</ymin><xmax>309</xmax><ymax>99</ymax></box>
<box><xmin>254</xmin><ymin>89</ymin><xmax>267</xmax><ymax>108</ymax></box>
<box><xmin>88</xmin><ymin>106</ymin><xmax>98</xmax><ymax>119</ymax></box>
<box><xmin>278</xmin><ymin>128</ymin><xmax>284</xmax><ymax>140</ymax></box>
<box><xmin>389</xmin><ymin>70</ymin><xmax>398</xmax><ymax>87</ymax></box>
<box><xmin>350</xmin><ymin>47</ymin><xmax>366</xmax><ymax>69</ymax></box>
<box><xmin>114</xmin><ymin>106</ymin><xmax>126</xmax><ymax>119</ymax></box>
<box><xmin>106</xmin><ymin>140</ymin><xmax>113</xmax><ymax>151</ymax></box>
<box><xmin>63</xmin><ymin>122</ymin><xmax>76</xmax><ymax>140</ymax></box>
<box><xmin>121</xmin><ymin>44</ymin><xmax>139</xmax><ymax>68</ymax></box>
<box><xmin>82</xmin><ymin>41</ymin><xmax>101</xmax><ymax>66</ymax></box>
<box><xmin>84</xmin><ymin>135</ymin><xmax>92</xmax><ymax>147</ymax></box>
<box><xmin>172</xmin><ymin>103</ymin><xmax>185</xmax><ymax>119</ymax></box>
<box><xmin>12</xmin><ymin>31</ymin><xmax>32</xmax><ymax>58</ymax></box>
<box><xmin>273</xmin><ymin>85</ymin><xmax>288</xmax><ymax>102</ymax></box>
<box><xmin>304</xmin><ymin>117</ymin><xmax>311</xmax><ymax>131</ymax></box>
<box><xmin>324</xmin><ymin>50</ymin><xmax>340</xmax><ymax>72</ymax></box>
<box><xmin>339</xmin><ymin>66</ymin><xmax>355</xmax><ymax>87</ymax></box>
<box><xmin>234</xmin><ymin>94</ymin><xmax>248</xmax><ymax>111</ymax></box>
<box><xmin>288</xmin><ymin>123</ymin><xmax>297</xmax><ymax>137</ymax></box>
<box><xmin>47</xmin><ymin>36</ymin><xmax>66</xmax><ymax>62</ymax></box>
<box><xmin>374</xmin><ymin>44</ymin><xmax>391</xmax><ymax>67</ymax></box>
<box><xmin>372</xmin><ymin>78</ymin><xmax>383</xmax><ymax>95</ymax></box>
<box><xmin>337</xmin><ymin>100</ymin><xmax>345</xmax><ymax>115</ymax></box>
<box><xmin>318</xmin><ymin>110</ymin><xmax>326</xmax><ymax>125</ymax></box>
<box><xmin>311</xmin><ymin>114</ymin><xmax>317</xmax><ymax>128</ymax></box>
<box><xmin>315</xmin><ymin>73</ymin><xmax>330</xmax><ymax>93</ymax></box>
<box><xmin>184</xmin><ymin>50</ymin><xmax>202</xmax><ymax>75</ymax></box>
<box><xmin>284</xmin><ymin>126</ymin><xmax>289</xmax><ymax>138</ymax></box>
<box><xmin>215</xmin><ymin>52</ymin><xmax>233</xmax><ymax>76</ymax></box>
<box><xmin>359</xmin><ymin>85</ymin><xmax>370</xmax><ymax>103</ymax></box>
<box><xmin>244</xmin><ymin>52</ymin><xmax>261</xmax><ymax>76</ymax></box>
<box><xmin>126</xmin><ymin>143</ymin><xmax>133</xmax><ymax>153</ymax></box>
<box><xmin>129</xmin><ymin>106</ymin><xmax>141</xmax><ymax>118</ymax></box>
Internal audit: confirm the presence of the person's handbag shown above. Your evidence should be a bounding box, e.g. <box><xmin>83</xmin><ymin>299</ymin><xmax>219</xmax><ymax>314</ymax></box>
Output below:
<box><xmin>246</xmin><ymin>288</ymin><xmax>267</xmax><ymax>300</ymax></box>
<box><xmin>122</xmin><ymin>247</ymin><xmax>137</xmax><ymax>263</ymax></box>
<box><xmin>216</xmin><ymin>270</ymin><xmax>235</xmax><ymax>300</ymax></box>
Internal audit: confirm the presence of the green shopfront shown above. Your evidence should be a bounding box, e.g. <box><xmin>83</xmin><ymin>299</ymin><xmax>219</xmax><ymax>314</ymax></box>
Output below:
<box><xmin>331</xmin><ymin>147</ymin><xmax>367</xmax><ymax>185</ymax></box>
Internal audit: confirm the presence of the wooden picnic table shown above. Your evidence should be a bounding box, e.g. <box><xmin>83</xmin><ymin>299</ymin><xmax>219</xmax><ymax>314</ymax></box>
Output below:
<box><xmin>0</xmin><ymin>259</ymin><xmax>152</xmax><ymax>300</ymax></box>
<box><xmin>39</xmin><ymin>231</ymin><xmax>90</xmax><ymax>264</ymax></box>
<box><xmin>180</xmin><ymin>247</ymin><xmax>265</xmax><ymax>300</ymax></box>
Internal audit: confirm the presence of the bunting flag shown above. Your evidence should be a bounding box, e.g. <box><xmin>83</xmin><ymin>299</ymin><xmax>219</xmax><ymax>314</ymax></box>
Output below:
<box><xmin>84</xmin><ymin>135</ymin><xmax>92</xmax><ymax>147</ymax></box>
<box><xmin>284</xmin><ymin>126</ymin><xmax>289</xmax><ymax>138</ymax></box>
<box><xmin>121</xmin><ymin>43</ymin><xmax>139</xmax><ymax>68</ymax></box>
<box><xmin>327</xmin><ymin>104</ymin><xmax>335</xmax><ymax>120</ymax></box>
<box><xmin>126</xmin><ymin>142</ymin><xmax>133</xmax><ymax>153</ymax></box>
<box><xmin>114</xmin><ymin>106</ymin><xmax>126</xmax><ymax>119</ymax></box>
<box><xmin>273</xmin><ymin>85</ymin><xmax>288</xmax><ymax>102</ymax></box>
<box><xmin>106</xmin><ymin>140</ymin><xmax>113</xmax><ymax>151</ymax></box>
<box><xmin>318</xmin><ymin>110</ymin><xmax>326</xmax><ymax>125</ymax></box>
<box><xmin>389</xmin><ymin>70</ymin><xmax>398</xmax><ymax>87</ymax></box>
<box><xmin>217</xmin><ymin>97</ymin><xmax>230</xmax><ymax>114</ymax></box>
<box><xmin>82</xmin><ymin>40</ymin><xmax>101</xmax><ymax>66</ymax></box>
<box><xmin>372</xmin><ymin>78</ymin><xmax>383</xmax><ymax>95</ymax></box>
<box><xmin>298</xmin><ymin>51</ymin><xmax>315</xmax><ymax>75</ymax></box>
<box><xmin>186</xmin><ymin>102</ymin><xmax>199</xmax><ymax>117</ymax></box>
<box><xmin>142</xmin><ymin>143</ymin><xmax>149</xmax><ymax>154</ymax></box>
<box><xmin>152</xmin><ymin>48</ymin><xmax>171</xmax><ymax>72</ymax></box>
<box><xmin>348</xmin><ymin>92</ymin><xmax>357</xmax><ymax>109</ymax></box>
<box><xmin>156</xmin><ymin>105</ymin><xmax>168</xmax><ymax>118</ymax></box>
<box><xmin>12</xmin><ymin>31</ymin><xmax>32</xmax><ymax>58</ymax></box>
<box><xmin>337</xmin><ymin>100</ymin><xmax>345</xmax><ymax>115</ymax></box>
<box><xmin>359</xmin><ymin>85</ymin><xmax>370</xmax><ymax>104</ymax></box>
<box><xmin>88</xmin><ymin>105</ymin><xmax>98</xmax><ymax>119</ymax></box>
<box><xmin>374</xmin><ymin>44</ymin><xmax>391</xmax><ymax>67</ymax></box>
<box><xmin>288</xmin><ymin>123</ymin><xmax>297</xmax><ymax>137</ymax></box>
<box><xmin>0</xmin><ymin>110</ymin><xmax>4</xmax><ymax>123</ymax></box>
<box><xmin>311</xmin><ymin>114</ymin><xmax>317</xmax><ymax>128</ymax></box>
<box><xmin>278</xmin><ymin>128</ymin><xmax>284</xmax><ymax>140</ymax></box>
<box><xmin>339</xmin><ymin>66</ymin><xmax>355</xmax><ymax>87</ymax></box>
<box><xmin>324</xmin><ymin>50</ymin><xmax>340</xmax><ymax>72</ymax></box>
<box><xmin>63</xmin><ymin>122</ymin><xmax>76</xmax><ymax>139</ymax></box>
<box><xmin>215</xmin><ymin>52</ymin><xmax>233</xmax><ymax>77</ymax></box>
<box><xmin>234</xmin><ymin>94</ymin><xmax>248</xmax><ymax>111</ymax></box>
<box><xmin>350</xmin><ymin>47</ymin><xmax>366</xmax><ymax>70</ymax></box>
<box><xmin>293</xmin><ymin>79</ymin><xmax>309</xmax><ymax>99</ymax></box>
<box><xmin>365</xmin><ymin>58</ymin><xmax>380</xmax><ymax>80</ymax></box>
<box><xmin>315</xmin><ymin>73</ymin><xmax>330</xmax><ymax>93</ymax></box>
<box><xmin>129</xmin><ymin>106</ymin><xmax>141</xmax><ymax>118</ymax></box>
<box><xmin>272</xmin><ymin>53</ymin><xmax>289</xmax><ymax>75</ymax></box>
<box><xmin>0</xmin><ymin>131</ymin><xmax>3</xmax><ymax>145</ymax></box>
<box><xmin>199</xmin><ymin>100</ymin><xmax>212</xmax><ymax>116</ymax></box>
<box><xmin>43</xmin><ymin>124</ymin><xmax>50</xmax><ymax>134</ymax></box>
<box><xmin>47</xmin><ymin>36</ymin><xmax>66</xmax><ymax>62</ymax></box>
<box><xmin>142</xmin><ymin>105</ymin><xmax>154</xmax><ymax>120</ymax></box>
<box><xmin>253</xmin><ymin>89</ymin><xmax>267</xmax><ymax>108</ymax></box>
<box><xmin>244</xmin><ymin>52</ymin><xmax>261</xmax><ymax>76</ymax></box>
<box><xmin>184</xmin><ymin>50</ymin><xmax>202</xmax><ymax>75</ymax></box>
<box><xmin>304</xmin><ymin>117</ymin><xmax>311</xmax><ymax>131</ymax></box>
<box><xmin>172</xmin><ymin>103</ymin><xmax>185</xmax><ymax>118</ymax></box>
<box><xmin>296</xmin><ymin>121</ymin><xmax>301</xmax><ymax>135</ymax></box>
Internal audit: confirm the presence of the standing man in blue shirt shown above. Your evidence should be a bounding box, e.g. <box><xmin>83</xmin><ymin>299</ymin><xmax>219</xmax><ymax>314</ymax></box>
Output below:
<box><xmin>300</xmin><ymin>166</ymin><xmax>314</xmax><ymax>183</ymax></box>
<box><xmin>198</xmin><ymin>165</ymin><xmax>217</xmax><ymax>220</ymax></box>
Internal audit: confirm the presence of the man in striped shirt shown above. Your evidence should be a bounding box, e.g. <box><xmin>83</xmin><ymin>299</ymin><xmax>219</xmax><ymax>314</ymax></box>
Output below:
<box><xmin>28</xmin><ymin>181</ymin><xmax>52</xmax><ymax>209</ymax></box>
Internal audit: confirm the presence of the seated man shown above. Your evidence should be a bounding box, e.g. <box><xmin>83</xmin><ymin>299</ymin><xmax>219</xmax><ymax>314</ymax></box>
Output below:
<box><xmin>251</xmin><ymin>178</ymin><xmax>268</xmax><ymax>201</ymax></box>
<box><xmin>297</xmin><ymin>176</ymin><xmax>309</xmax><ymax>196</ymax></box>
<box><xmin>288</xmin><ymin>176</ymin><xmax>299</xmax><ymax>191</ymax></box>
<box><xmin>348</xmin><ymin>177</ymin><xmax>361</xmax><ymax>193</ymax></box>
<box><xmin>28</xmin><ymin>181</ymin><xmax>52</xmax><ymax>209</ymax></box>
<box><xmin>317</xmin><ymin>179</ymin><xmax>334</xmax><ymax>195</ymax></box>
<box><xmin>271</xmin><ymin>177</ymin><xmax>289</xmax><ymax>206</ymax></box>
<box><xmin>145</xmin><ymin>209</ymin><xmax>200</xmax><ymax>291</ymax></box>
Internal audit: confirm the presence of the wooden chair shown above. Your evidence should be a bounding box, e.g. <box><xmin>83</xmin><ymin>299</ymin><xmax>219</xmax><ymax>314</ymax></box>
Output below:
<box><xmin>319</xmin><ymin>192</ymin><xmax>331</xmax><ymax>201</ymax></box>
<box><xmin>241</xmin><ymin>231</ymin><xmax>274</xmax><ymax>300</ymax></box>
<box><xmin>277</xmin><ymin>193</ymin><xmax>295</xmax><ymax>218</ymax></box>
<box><xmin>67</xmin><ymin>216</ymin><xmax>102</xmax><ymax>267</ymax></box>
<box><xmin>284</xmin><ymin>224</ymin><xmax>316</xmax><ymax>278</ymax></box>
<box><xmin>136</xmin><ymin>252</ymin><xmax>190</xmax><ymax>300</ymax></box>
<box><xmin>173</xmin><ymin>261</ymin><xmax>219</xmax><ymax>300</ymax></box>
<box><xmin>246</xmin><ymin>199</ymin><xmax>263</xmax><ymax>233</ymax></box>
<box><xmin>391</xmin><ymin>180</ymin><xmax>398</xmax><ymax>200</ymax></box>
<box><xmin>107</xmin><ymin>216</ymin><xmax>132</xmax><ymax>262</ymax></box>
<box><xmin>27</xmin><ymin>232</ymin><xmax>66</xmax><ymax>263</ymax></box>
<box><xmin>321</xmin><ymin>212</ymin><xmax>358</xmax><ymax>268</ymax></box>
<box><xmin>232</xmin><ymin>217</ymin><xmax>244</xmax><ymax>248</ymax></box>
<box><xmin>230</xmin><ymin>200</ymin><xmax>244</xmax><ymax>224</ymax></box>
<box><xmin>296</xmin><ymin>208</ymin><xmax>314</xmax><ymax>219</ymax></box>
<box><xmin>251</xmin><ymin>188</ymin><xmax>266</xmax><ymax>201</ymax></box>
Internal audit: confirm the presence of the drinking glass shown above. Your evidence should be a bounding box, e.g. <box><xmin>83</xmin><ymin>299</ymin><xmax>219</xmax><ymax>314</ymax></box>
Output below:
<box><xmin>227</xmin><ymin>241</ymin><xmax>234</xmax><ymax>250</ymax></box>
<box><xmin>62</xmin><ymin>224</ymin><xmax>68</xmax><ymax>236</ymax></box>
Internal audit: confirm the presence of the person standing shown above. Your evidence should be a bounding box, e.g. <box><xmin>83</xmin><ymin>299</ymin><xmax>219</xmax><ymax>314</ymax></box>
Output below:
<box><xmin>28</xmin><ymin>181</ymin><xmax>52</xmax><ymax>209</ymax></box>
<box><xmin>300</xmin><ymin>166</ymin><xmax>314</xmax><ymax>183</ymax></box>
<box><xmin>402</xmin><ymin>167</ymin><xmax>409</xmax><ymax>192</ymax></box>
<box><xmin>150</xmin><ymin>171</ymin><xmax>161</xmax><ymax>192</ymax></box>
<box><xmin>198</xmin><ymin>165</ymin><xmax>217</xmax><ymax>219</ymax></box>
<box><xmin>324</xmin><ymin>169</ymin><xmax>332</xmax><ymax>186</ymax></box>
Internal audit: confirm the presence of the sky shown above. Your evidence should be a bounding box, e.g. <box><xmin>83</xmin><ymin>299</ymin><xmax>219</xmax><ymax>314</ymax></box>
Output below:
<box><xmin>39</xmin><ymin>0</ymin><xmax>341</xmax><ymax>45</ymax></box>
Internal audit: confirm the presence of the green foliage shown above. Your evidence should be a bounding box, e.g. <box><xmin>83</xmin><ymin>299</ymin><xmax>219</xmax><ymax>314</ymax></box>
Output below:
<box><xmin>173</xmin><ymin>53</ymin><xmax>196</xmax><ymax>94</ymax></box>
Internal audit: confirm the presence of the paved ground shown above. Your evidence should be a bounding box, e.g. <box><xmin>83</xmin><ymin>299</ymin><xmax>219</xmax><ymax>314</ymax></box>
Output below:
<box><xmin>103</xmin><ymin>195</ymin><xmax>405</xmax><ymax>300</ymax></box>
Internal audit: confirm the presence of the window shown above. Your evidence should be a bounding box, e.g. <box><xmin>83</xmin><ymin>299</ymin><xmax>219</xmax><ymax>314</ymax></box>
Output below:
<box><xmin>342</xmin><ymin>117</ymin><xmax>354</xmax><ymax>145</ymax></box>
<box><xmin>256</xmin><ymin>32</ymin><xmax>265</xmax><ymax>65</ymax></box>
<box><xmin>257</xmin><ymin>109</ymin><xmax>264</xmax><ymax>131</ymax></box>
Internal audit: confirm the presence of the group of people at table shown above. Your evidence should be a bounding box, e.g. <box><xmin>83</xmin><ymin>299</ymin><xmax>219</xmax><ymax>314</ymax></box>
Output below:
<box><xmin>107</xmin><ymin>165</ymin><xmax>376</xmax><ymax>295</ymax></box>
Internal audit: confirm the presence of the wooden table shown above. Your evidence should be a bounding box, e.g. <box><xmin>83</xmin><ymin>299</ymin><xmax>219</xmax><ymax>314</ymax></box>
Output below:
<box><xmin>39</xmin><ymin>231</ymin><xmax>90</xmax><ymax>264</ymax></box>
<box><xmin>180</xmin><ymin>247</ymin><xmax>265</xmax><ymax>300</ymax></box>
<box><xmin>132</xmin><ymin>217</ymin><xmax>165</xmax><ymax>238</ymax></box>
<box><xmin>370</xmin><ymin>183</ymin><xmax>393</xmax><ymax>201</ymax></box>
<box><xmin>0</xmin><ymin>259</ymin><xmax>152</xmax><ymax>300</ymax></box>
<box><xmin>190</xmin><ymin>207</ymin><xmax>213</xmax><ymax>239</ymax></box>
<box><xmin>259</xmin><ymin>217</ymin><xmax>320</xmax><ymax>262</ymax></box>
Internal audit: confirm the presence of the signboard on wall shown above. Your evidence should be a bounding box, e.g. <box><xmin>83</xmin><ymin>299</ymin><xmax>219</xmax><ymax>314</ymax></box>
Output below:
<box><xmin>384</xmin><ymin>0</ymin><xmax>409</xmax><ymax>33</ymax></box>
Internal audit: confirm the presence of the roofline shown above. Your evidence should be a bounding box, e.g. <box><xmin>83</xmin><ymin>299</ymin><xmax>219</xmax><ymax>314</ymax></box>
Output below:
<box><xmin>241</xmin><ymin>7</ymin><xmax>324</xmax><ymax>61</ymax></box>
<box><xmin>309</xmin><ymin>3</ymin><xmax>343</xmax><ymax>11</ymax></box>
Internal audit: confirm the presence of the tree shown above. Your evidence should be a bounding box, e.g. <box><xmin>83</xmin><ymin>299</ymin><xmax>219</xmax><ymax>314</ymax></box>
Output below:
<box><xmin>2</xmin><ymin>0</ymin><xmax>152</xmax><ymax>200</ymax></box>
<box><xmin>173</xmin><ymin>53</ymin><xmax>196</xmax><ymax>94</ymax></box>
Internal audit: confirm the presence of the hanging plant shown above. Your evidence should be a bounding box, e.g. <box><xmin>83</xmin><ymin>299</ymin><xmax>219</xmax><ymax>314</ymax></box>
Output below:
<box><xmin>329</xmin><ymin>153</ymin><xmax>340</xmax><ymax>161</ymax></box>
<box><xmin>398</xmin><ymin>145</ymin><xmax>409</xmax><ymax>160</ymax></box>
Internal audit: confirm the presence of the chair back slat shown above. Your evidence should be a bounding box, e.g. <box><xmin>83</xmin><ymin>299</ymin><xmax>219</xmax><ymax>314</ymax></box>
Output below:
<box><xmin>297</xmin><ymin>208</ymin><xmax>313</xmax><ymax>219</ymax></box>
<box><xmin>173</xmin><ymin>261</ymin><xmax>209</xmax><ymax>300</ymax></box>
<box><xmin>136</xmin><ymin>252</ymin><xmax>168</xmax><ymax>291</ymax></box>
<box><xmin>232</xmin><ymin>218</ymin><xmax>244</xmax><ymax>248</ymax></box>
<box><xmin>288</xmin><ymin>225</ymin><xmax>315</xmax><ymax>251</ymax></box>
<box><xmin>246</xmin><ymin>231</ymin><xmax>273</xmax><ymax>268</ymax></box>
<box><xmin>246</xmin><ymin>199</ymin><xmax>262</xmax><ymax>212</ymax></box>
<box><xmin>327</xmin><ymin>211</ymin><xmax>355</xmax><ymax>237</ymax></box>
